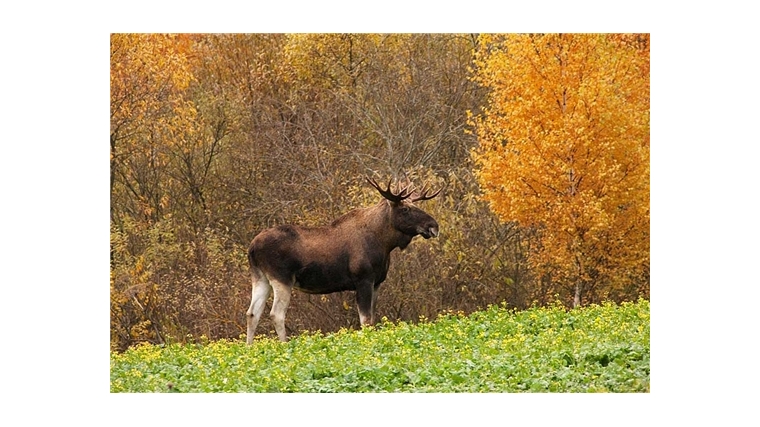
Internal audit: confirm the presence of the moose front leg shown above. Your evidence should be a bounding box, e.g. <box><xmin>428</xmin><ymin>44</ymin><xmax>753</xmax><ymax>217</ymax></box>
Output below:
<box><xmin>355</xmin><ymin>282</ymin><xmax>375</xmax><ymax>327</ymax></box>
<box><xmin>371</xmin><ymin>286</ymin><xmax>379</xmax><ymax>325</ymax></box>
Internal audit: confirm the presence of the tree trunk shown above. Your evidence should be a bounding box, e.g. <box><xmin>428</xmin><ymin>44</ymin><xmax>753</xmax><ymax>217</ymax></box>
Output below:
<box><xmin>573</xmin><ymin>281</ymin><xmax>582</xmax><ymax>308</ymax></box>
<box><xmin>110</xmin><ymin>132</ymin><xmax>117</xmax><ymax>221</ymax></box>
<box><xmin>573</xmin><ymin>251</ymin><xmax>583</xmax><ymax>308</ymax></box>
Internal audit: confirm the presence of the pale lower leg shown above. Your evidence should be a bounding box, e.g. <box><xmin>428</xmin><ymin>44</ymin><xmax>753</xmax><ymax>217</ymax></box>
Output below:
<box><xmin>246</xmin><ymin>277</ymin><xmax>271</xmax><ymax>345</ymax></box>
<box><xmin>270</xmin><ymin>280</ymin><xmax>292</xmax><ymax>342</ymax></box>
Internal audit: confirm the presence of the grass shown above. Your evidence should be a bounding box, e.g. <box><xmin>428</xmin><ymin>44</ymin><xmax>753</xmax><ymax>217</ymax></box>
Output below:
<box><xmin>110</xmin><ymin>299</ymin><xmax>649</xmax><ymax>392</ymax></box>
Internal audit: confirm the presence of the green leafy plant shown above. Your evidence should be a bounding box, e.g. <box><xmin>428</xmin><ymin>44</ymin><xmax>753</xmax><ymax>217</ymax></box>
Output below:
<box><xmin>111</xmin><ymin>299</ymin><xmax>649</xmax><ymax>392</ymax></box>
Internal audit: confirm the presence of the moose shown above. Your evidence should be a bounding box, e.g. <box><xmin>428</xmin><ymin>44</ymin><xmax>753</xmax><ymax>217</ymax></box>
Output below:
<box><xmin>245</xmin><ymin>177</ymin><xmax>442</xmax><ymax>343</ymax></box>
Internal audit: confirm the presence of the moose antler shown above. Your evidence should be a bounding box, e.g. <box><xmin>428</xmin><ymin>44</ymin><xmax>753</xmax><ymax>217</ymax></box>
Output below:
<box><xmin>366</xmin><ymin>177</ymin><xmax>414</xmax><ymax>203</ymax></box>
<box><xmin>410</xmin><ymin>182</ymin><xmax>443</xmax><ymax>202</ymax></box>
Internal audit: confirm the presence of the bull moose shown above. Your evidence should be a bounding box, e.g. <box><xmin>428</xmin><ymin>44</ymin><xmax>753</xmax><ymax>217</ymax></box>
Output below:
<box><xmin>246</xmin><ymin>177</ymin><xmax>442</xmax><ymax>343</ymax></box>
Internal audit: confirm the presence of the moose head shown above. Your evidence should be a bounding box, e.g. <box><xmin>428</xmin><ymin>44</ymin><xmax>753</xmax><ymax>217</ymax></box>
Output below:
<box><xmin>366</xmin><ymin>176</ymin><xmax>441</xmax><ymax>240</ymax></box>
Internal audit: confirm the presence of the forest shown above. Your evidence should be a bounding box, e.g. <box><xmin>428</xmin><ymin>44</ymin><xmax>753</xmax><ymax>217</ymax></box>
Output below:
<box><xmin>110</xmin><ymin>33</ymin><xmax>650</xmax><ymax>352</ymax></box>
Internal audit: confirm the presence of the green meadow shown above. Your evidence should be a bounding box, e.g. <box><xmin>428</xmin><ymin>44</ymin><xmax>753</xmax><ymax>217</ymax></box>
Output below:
<box><xmin>111</xmin><ymin>299</ymin><xmax>649</xmax><ymax>393</ymax></box>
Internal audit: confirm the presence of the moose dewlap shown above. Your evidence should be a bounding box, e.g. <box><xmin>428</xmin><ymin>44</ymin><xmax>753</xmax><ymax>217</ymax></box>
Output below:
<box><xmin>246</xmin><ymin>177</ymin><xmax>441</xmax><ymax>343</ymax></box>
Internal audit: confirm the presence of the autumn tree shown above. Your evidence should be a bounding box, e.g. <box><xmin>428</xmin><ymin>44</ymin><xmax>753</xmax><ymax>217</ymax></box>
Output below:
<box><xmin>274</xmin><ymin>33</ymin><xmax>521</xmax><ymax>327</ymax></box>
<box><xmin>110</xmin><ymin>34</ymin><xmax>249</xmax><ymax>349</ymax></box>
<box><xmin>110</xmin><ymin>34</ymin><xmax>200</xmax><ymax>225</ymax></box>
<box><xmin>471</xmin><ymin>34</ymin><xmax>650</xmax><ymax>307</ymax></box>
<box><xmin>111</xmin><ymin>33</ymin><xmax>566</xmax><ymax>350</ymax></box>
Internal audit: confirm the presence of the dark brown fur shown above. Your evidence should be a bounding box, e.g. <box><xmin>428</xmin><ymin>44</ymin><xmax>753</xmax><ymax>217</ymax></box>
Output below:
<box><xmin>245</xmin><ymin>179</ymin><xmax>440</xmax><ymax>342</ymax></box>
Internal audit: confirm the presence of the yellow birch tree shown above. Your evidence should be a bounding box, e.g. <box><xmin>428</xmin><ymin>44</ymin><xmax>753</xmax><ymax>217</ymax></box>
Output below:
<box><xmin>471</xmin><ymin>34</ymin><xmax>649</xmax><ymax>307</ymax></box>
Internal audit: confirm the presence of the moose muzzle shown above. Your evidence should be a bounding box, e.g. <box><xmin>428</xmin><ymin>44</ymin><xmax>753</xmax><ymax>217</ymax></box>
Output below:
<box><xmin>418</xmin><ymin>225</ymin><xmax>439</xmax><ymax>239</ymax></box>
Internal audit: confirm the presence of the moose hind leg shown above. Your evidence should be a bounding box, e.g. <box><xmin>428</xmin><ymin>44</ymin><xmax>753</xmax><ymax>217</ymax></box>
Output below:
<box><xmin>269</xmin><ymin>279</ymin><xmax>292</xmax><ymax>342</ymax></box>
<box><xmin>246</xmin><ymin>272</ymin><xmax>272</xmax><ymax>345</ymax></box>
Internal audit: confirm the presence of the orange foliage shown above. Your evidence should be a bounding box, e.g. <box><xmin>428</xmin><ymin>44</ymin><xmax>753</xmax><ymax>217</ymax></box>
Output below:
<box><xmin>110</xmin><ymin>34</ymin><xmax>203</xmax><ymax>222</ymax></box>
<box><xmin>471</xmin><ymin>34</ymin><xmax>650</xmax><ymax>306</ymax></box>
<box><xmin>110</xmin><ymin>34</ymin><xmax>196</xmax><ymax>132</ymax></box>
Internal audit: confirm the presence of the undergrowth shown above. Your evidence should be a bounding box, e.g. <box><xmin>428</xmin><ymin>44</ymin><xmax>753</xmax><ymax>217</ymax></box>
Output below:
<box><xmin>110</xmin><ymin>299</ymin><xmax>649</xmax><ymax>392</ymax></box>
